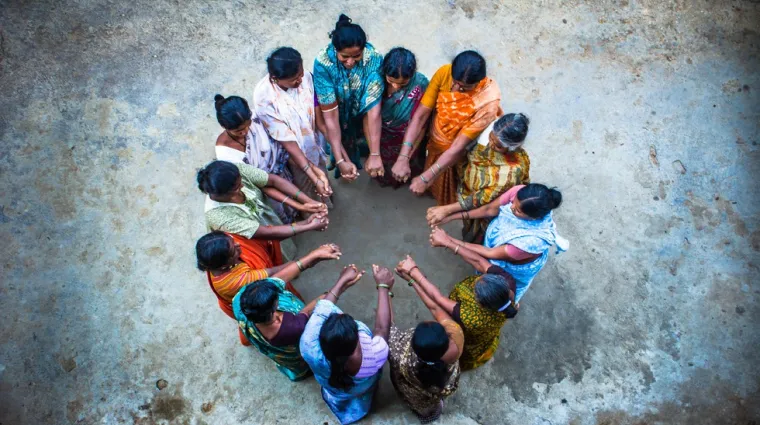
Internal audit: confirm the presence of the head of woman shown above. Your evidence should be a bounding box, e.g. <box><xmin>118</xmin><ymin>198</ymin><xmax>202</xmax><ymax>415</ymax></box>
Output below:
<box><xmin>512</xmin><ymin>184</ymin><xmax>563</xmax><ymax>220</ymax></box>
<box><xmin>195</xmin><ymin>231</ymin><xmax>240</xmax><ymax>271</ymax></box>
<box><xmin>450</xmin><ymin>50</ymin><xmax>487</xmax><ymax>93</ymax></box>
<box><xmin>412</xmin><ymin>322</ymin><xmax>451</xmax><ymax>389</ymax></box>
<box><xmin>319</xmin><ymin>313</ymin><xmax>359</xmax><ymax>390</ymax></box>
<box><xmin>382</xmin><ymin>47</ymin><xmax>417</xmax><ymax>91</ymax></box>
<box><xmin>197</xmin><ymin>160</ymin><xmax>243</xmax><ymax>201</ymax></box>
<box><xmin>329</xmin><ymin>14</ymin><xmax>367</xmax><ymax>70</ymax></box>
<box><xmin>214</xmin><ymin>94</ymin><xmax>252</xmax><ymax>139</ymax></box>
<box><xmin>489</xmin><ymin>113</ymin><xmax>530</xmax><ymax>153</ymax></box>
<box><xmin>474</xmin><ymin>274</ymin><xmax>518</xmax><ymax>318</ymax></box>
<box><xmin>267</xmin><ymin>47</ymin><xmax>304</xmax><ymax>90</ymax></box>
<box><xmin>239</xmin><ymin>279</ymin><xmax>282</xmax><ymax>324</ymax></box>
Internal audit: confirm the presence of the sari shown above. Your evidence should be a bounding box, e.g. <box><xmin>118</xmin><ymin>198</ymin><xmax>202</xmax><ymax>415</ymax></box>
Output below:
<box><xmin>253</xmin><ymin>71</ymin><xmax>333</xmax><ymax>208</ymax></box>
<box><xmin>388</xmin><ymin>321</ymin><xmax>463</xmax><ymax>423</ymax></box>
<box><xmin>377</xmin><ymin>71</ymin><xmax>429</xmax><ymax>187</ymax></box>
<box><xmin>300</xmin><ymin>300</ymin><xmax>388</xmax><ymax>424</ymax></box>
<box><xmin>448</xmin><ymin>275</ymin><xmax>510</xmax><ymax>370</ymax></box>
<box><xmin>420</xmin><ymin>64</ymin><xmax>502</xmax><ymax>205</ymax></box>
<box><xmin>484</xmin><ymin>203</ymin><xmax>569</xmax><ymax>301</ymax></box>
<box><xmin>232</xmin><ymin>278</ymin><xmax>312</xmax><ymax>381</ymax></box>
<box><xmin>204</xmin><ymin>163</ymin><xmax>297</xmax><ymax>261</ymax></box>
<box><xmin>457</xmin><ymin>120</ymin><xmax>531</xmax><ymax>243</ymax></box>
<box><xmin>214</xmin><ymin>119</ymin><xmax>296</xmax><ymax>225</ymax></box>
<box><xmin>313</xmin><ymin>43</ymin><xmax>384</xmax><ymax>177</ymax></box>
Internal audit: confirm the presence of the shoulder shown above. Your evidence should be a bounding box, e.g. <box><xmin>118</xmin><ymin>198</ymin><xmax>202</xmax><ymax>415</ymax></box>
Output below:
<box><xmin>314</xmin><ymin>45</ymin><xmax>333</xmax><ymax>67</ymax></box>
<box><xmin>434</xmin><ymin>64</ymin><xmax>452</xmax><ymax>79</ymax></box>
<box><xmin>415</xmin><ymin>71</ymin><xmax>430</xmax><ymax>86</ymax></box>
<box><xmin>252</xmin><ymin>76</ymin><xmax>271</xmax><ymax>100</ymax></box>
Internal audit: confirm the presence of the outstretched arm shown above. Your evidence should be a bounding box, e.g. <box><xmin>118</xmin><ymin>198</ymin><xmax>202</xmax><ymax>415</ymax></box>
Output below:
<box><xmin>372</xmin><ymin>265</ymin><xmax>395</xmax><ymax>341</ymax></box>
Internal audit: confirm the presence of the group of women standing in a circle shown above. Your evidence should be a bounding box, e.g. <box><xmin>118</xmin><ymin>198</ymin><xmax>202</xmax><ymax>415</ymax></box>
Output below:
<box><xmin>193</xmin><ymin>14</ymin><xmax>569</xmax><ymax>424</ymax></box>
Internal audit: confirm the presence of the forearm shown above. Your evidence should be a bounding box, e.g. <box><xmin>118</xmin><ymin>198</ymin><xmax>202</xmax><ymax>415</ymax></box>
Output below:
<box><xmin>252</xmin><ymin>222</ymin><xmax>309</xmax><ymax>239</ymax></box>
<box><xmin>267</xmin><ymin>174</ymin><xmax>315</xmax><ymax>204</ymax></box>
<box><xmin>280</xmin><ymin>141</ymin><xmax>309</xmax><ymax>170</ymax></box>
<box><xmin>373</xmin><ymin>288</ymin><xmax>392</xmax><ymax>341</ymax></box>
<box><xmin>421</xmin><ymin>142</ymin><xmax>467</xmax><ymax>183</ymax></box>
<box><xmin>324</xmin><ymin>279</ymin><xmax>349</xmax><ymax>304</ymax></box>
<box><xmin>363</xmin><ymin>104</ymin><xmax>382</xmax><ymax>154</ymax></box>
<box><xmin>443</xmin><ymin>240</ymin><xmax>492</xmax><ymax>273</ymax></box>
<box><xmin>271</xmin><ymin>253</ymin><xmax>316</xmax><ymax>282</ymax></box>
<box><xmin>399</xmin><ymin>108</ymin><xmax>430</xmax><ymax>157</ymax></box>
<box><xmin>462</xmin><ymin>200</ymin><xmax>500</xmax><ymax>220</ymax></box>
<box><xmin>322</xmin><ymin>109</ymin><xmax>344</xmax><ymax>161</ymax></box>
<box><xmin>409</xmin><ymin>269</ymin><xmax>456</xmax><ymax>315</ymax></box>
<box><xmin>410</xmin><ymin>281</ymin><xmax>444</xmax><ymax>317</ymax></box>
<box><xmin>261</xmin><ymin>187</ymin><xmax>302</xmax><ymax>211</ymax></box>
<box><xmin>299</xmin><ymin>294</ymin><xmax>327</xmax><ymax>316</ymax></box>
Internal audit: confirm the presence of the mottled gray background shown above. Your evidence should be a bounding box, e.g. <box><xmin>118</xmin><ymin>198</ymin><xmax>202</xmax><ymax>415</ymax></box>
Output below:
<box><xmin>0</xmin><ymin>0</ymin><xmax>758</xmax><ymax>424</ymax></box>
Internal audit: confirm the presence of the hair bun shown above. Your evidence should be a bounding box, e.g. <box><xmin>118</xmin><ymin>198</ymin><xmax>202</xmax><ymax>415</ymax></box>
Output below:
<box><xmin>214</xmin><ymin>94</ymin><xmax>225</xmax><ymax>110</ymax></box>
<box><xmin>336</xmin><ymin>14</ymin><xmax>352</xmax><ymax>28</ymax></box>
<box><xmin>549</xmin><ymin>188</ymin><xmax>563</xmax><ymax>209</ymax></box>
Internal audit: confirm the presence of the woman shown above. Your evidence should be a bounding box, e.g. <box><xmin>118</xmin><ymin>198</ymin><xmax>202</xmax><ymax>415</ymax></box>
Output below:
<box><xmin>427</xmin><ymin>113</ymin><xmax>531</xmax><ymax>243</ymax></box>
<box><xmin>213</xmin><ymin>94</ymin><xmax>297</xmax><ymax>224</ymax></box>
<box><xmin>397</xmin><ymin>253</ymin><xmax>518</xmax><ymax>371</ymax></box>
<box><xmin>195</xmin><ymin>231</ymin><xmax>341</xmax><ymax>344</ymax></box>
<box><xmin>313</xmin><ymin>14</ymin><xmax>384</xmax><ymax>181</ymax></box>
<box><xmin>300</xmin><ymin>264</ymin><xmax>394</xmax><ymax>424</ymax></box>
<box><xmin>253</xmin><ymin>47</ymin><xmax>334</xmax><ymax>208</ymax></box>
<box><xmin>198</xmin><ymin>160</ymin><xmax>328</xmax><ymax>261</ymax></box>
<box><xmin>376</xmin><ymin>47</ymin><xmax>429</xmax><ymax>188</ymax></box>
<box><xmin>392</xmin><ymin>51</ymin><xmax>502</xmax><ymax>205</ymax></box>
<box><xmin>231</xmin><ymin>264</ymin><xmax>357</xmax><ymax>381</ymax></box>
<box><xmin>390</xmin><ymin>257</ymin><xmax>464</xmax><ymax>423</ymax></box>
<box><xmin>429</xmin><ymin>183</ymin><xmax>569</xmax><ymax>302</ymax></box>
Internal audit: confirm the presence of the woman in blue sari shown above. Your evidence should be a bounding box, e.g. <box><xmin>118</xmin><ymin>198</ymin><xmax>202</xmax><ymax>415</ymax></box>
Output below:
<box><xmin>300</xmin><ymin>264</ymin><xmax>395</xmax><ymax>424</ymax></box>
<box><xmin>313</xmin><ymin>14</ymin><xmax>385</xmax><ymax>181</ymax></box>
<box><xmin>430</xmin><ymin>184</ymin><xmax>569</xmax><ymax>302</ymax></box>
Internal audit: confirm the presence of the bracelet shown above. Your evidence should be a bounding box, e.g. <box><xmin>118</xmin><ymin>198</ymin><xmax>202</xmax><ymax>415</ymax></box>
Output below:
<box><xmin>302</xmin><ymin>163</ymin><xmax>311</xmax><ymax>172</ymax></box>
<box><xmin>464</xmin><ymin>211</ymin><xmax>470</xmax><ymax>219</ymax></box>
<box><xmin>409</xmin><ymin>266</ymin><xmax>420</xmax><ymax>275</ymax></box>
<box><xmin>294</xmin><ymin>190</ymin><xmax>302</xmax><ymax>201</ymax></box>
<box><xmin>454</xmin><ymin>245</ymin><xmax>460</xmax><ymax>255</ymax></box>
<box><xmin>461</xmin><ymin>211</ymin><xmax>466</xmax><ymax>221</ymax></box>
<box><xmin>434</xmin><ymin>163</ymin><xmax>443</xmax><ymax>173</ymax></box>
<box><xmin>370</xmin><ymin>152</ymin><xmax>381</xmax><ymax>156</ymax></box>
<box><xmin>407</xmin><ymin>279</ymin><xmax>416</xmax><ymax>287</ymax></box>
<box><xmin>322</xmin><ymin>104</ymin><xmax>338</xmax><ymax>112</ymax></box>
<box><xmin>376</xmin><ymin>283</ymin><xmax>393</xmax><ymax>298</ymax></box>
<box><xmin>419</xmin><ymin>174</ymin><xmax>429</xmax><ymax>183</ymax></box>
<box><xmin>290</xmin><ymin>223</ymin><xmax>296</xmax><ymax>236</ymax></box>
<box><xmin>328</xmin><ymin>289</ymin><xmax>340</xmax><ymax>300</ymax></box>
<box><xmin>402</xmin><ymin>141</ymin><xmax>414</xmax><ymax>148</ymax></box>
<box><xmin>399</xmin><ymin>153</ymin><xmax>410</xmax><ymax>159</ymax></box>
<box><xmin>335</xmin><ymin>158</ymin><xmax>346</xmax><ymax>166</ymax></box>
<box><xmin>296</xmin><ymin>260</ymin><xmax>305</xmax><ymax>271</ymax></box>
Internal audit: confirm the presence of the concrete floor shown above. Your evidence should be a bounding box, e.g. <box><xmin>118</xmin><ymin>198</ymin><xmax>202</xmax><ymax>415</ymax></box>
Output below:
<box><xmin>0</xmin><ymin>0</ymin><xmax>758</xmax><ymax>424</ymax></box>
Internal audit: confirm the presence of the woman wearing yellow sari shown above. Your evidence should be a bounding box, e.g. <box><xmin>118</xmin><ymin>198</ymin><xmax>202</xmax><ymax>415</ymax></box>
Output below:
<box><xmin>392</xmin><ymin>51</ymin><xmax>502</xmax><ymax>205</ymax></box>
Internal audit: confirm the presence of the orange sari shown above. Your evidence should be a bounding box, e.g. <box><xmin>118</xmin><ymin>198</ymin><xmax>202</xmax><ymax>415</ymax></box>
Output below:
<box><xmin>421</xmin><ymin>65</ymin><xmax>502</xmax><ymax>205</ymax></box>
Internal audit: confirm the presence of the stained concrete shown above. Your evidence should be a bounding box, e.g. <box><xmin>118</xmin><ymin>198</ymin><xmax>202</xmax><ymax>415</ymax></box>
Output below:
<box><xmin>0</xmin><ymin>0</ymin><xmax>758</xmax><ymax>424</ymax></box>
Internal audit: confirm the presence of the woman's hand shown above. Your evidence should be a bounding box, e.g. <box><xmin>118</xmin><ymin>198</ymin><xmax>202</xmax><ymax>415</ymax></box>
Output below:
<box><xmin>338</xmin><ymin>161</ymin><xmax>359</xmax><ymax>181</ymax></box>
<box><xmin>365</xmin><ymin>155</ymin><xmax>384</xmax><ymax>178</ymax></box>
<box><xmin>309</xmin><ymin>243</ymin><xmax>342</xmax><ymax>263</ymax></box>
<box><xmin>300</xmin><ymin>201</ymin><xmax>328</xmax><ymax>214</ymax></box>
<box><xmin>372</xmin><ymin>264</ymin><xmax>395</xmax><ymax>289</ymax></box>
<box><xmin>426</xmin><ymin>206</ymin><xmax>451</xmax><ymax>227</ymax></box>
<box><xmin>303</xmin><ymin>213</ymin><xmax>329</xmax><ymax>232</ymax></box>
<box><xmin>311</xmin><ymin>166</ymin><xmax>333</xmax><ymax>197</ymax></box>
<box><xmin>394</xmin><ymin>255</ymin><xmax>418</xmax><ymax>281</ymax></box>
<box><xmin>339</xmin><ymin>264</ymin><xmax>365</xmax><ymax>288</ymax></box>
<box><xmin>429</xmin><ymin>226</ymin><xmax>451</xmax><ymax>248</ymax></box>
<box><xmin>391</xmin><ymin>158</ymin><xmax>412</xmax><ymax>183</ymax></box>
<box><xmin>409</xmin><ymin>176</ymin><xmax>428</xmax><ymax>196</ymax></box>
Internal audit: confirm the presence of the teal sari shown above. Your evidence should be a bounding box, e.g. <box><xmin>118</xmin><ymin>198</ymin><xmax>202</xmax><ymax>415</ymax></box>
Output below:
<box><xmin>232</xmin><ymin>278</ymin><xmax>311</xmax><ymax>381</ymax></box>
<box><xmin>313</xmin><ymin>43</ymin><xmax>384</xmax><ymax>176</ymax></box>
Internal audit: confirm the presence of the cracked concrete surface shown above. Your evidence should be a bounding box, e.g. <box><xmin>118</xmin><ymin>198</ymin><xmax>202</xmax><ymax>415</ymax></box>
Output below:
<box><xmin>0</xmin><ymin>0</ymin><xmax>759</xmax><ymax>424</ymax></box>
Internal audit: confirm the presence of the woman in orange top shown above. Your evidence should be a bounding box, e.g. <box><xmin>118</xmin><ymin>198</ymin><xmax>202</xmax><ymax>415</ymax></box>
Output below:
<box><xmin>391</xmin><ymin>51</ymin><xmax>502</xmax><ymax>205</ymax></box>
<box><xmin>196</xmin><ymin>231</ymin><xmax>342</xmax><ymax>345</ymax></box>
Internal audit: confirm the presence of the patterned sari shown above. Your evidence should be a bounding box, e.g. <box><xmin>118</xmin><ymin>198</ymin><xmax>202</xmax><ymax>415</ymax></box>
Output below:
<box><xmin>388</xmin><ymin>321</ymin><xmax>463</xmax><ymax>423</ymax></box>
<box><xmin>313</xmin><ymin>43</ymin><xmax>384</xmax><ymax>177</ymax></box>
<box><xmin>421</xmin><ymin>64</ymin><xmax>502</xmax><ymax>205</ymax></box>
<box><xmin>377</xmin><ymin>71</ymin><xmax>429</xmax><ymax>187</ymax></box>
<box><xmin>457</xmin><ymin>121</ymin><xmax>531</xmax><ymax>243</ymax></box>
<box><xmin>449</xmin><ymin>276</ymin><xmax>509</xmax><ymax>370</ymax></box>
<box><xmin>232</xmin><ymin>278</ymin><xmax>311</xmax><ymax>381</ymax></box>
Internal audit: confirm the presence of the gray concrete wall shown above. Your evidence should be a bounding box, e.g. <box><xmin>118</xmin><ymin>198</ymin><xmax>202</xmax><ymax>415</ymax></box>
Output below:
<box><xmin>0</xmin><ymin>0</ymin><xmax>758</xmax><ymax>424</ymax></box>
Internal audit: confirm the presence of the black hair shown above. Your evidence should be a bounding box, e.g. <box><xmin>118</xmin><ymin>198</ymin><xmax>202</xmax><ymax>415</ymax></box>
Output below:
<box><xmin>475</xmin><ymin>274</ymin><xmax>518</xmax><ymax>318</ymax></box>
<box><xmin>197</xmin><ymin>160</ymin><xmax>240</xmax><ymax>196</ymax></box>
<box><xmin>516</xmin><ymin>183</ymin><xmax>563</xmax><ymax>219</ymax></box>
<box><xmin>329</xmin><ymin>14</ymin><xmax>367</xmax><ymax>51</ymax></box>
<box><xmin>493</xmin><ymin>113</ymin><xmax>530</xmax><ymax>149</ymax></box>
<box><xmin>213</xmin><ymin>94</ymin><xmax>252</xmax><ymax>130</ymax></box>
<box><xmin>267</xmin><ymin>47</ymin><xmax>303</xmax><ymax>79</ymax></box>
<box><xmin>195</xmin><ymin>231</ymin><xmax>234</xmax><ymax>271</ymax></box>
<box><xmin>319</xmin><ymin>313</ymin><xmax>359</xmax><ymax>390</ymax></box>
<box><xmin>412</xmin><ymin>322</ymin><xmax>451</xmax><ymax>389</ymax></box>
<box><xmin>451</xmin><ymin>50</ymin><xmax>487</xmax><ymax>84</ymax></box>
<box><xmin>239</xmin><ymin>279</ymin><xmax>282</xmax><ymax>323</ymax></box>
<box><xmin>382</xmin><ymin>47</ymin><xmax>417</xmax><ymax>79</ymax></box>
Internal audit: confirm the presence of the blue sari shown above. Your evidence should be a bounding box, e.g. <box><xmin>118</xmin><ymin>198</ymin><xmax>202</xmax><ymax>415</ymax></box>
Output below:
<box><xmin>484</xmin><ymin>204</ymin><xmax>569</xmax><ymax>301</ymax></box>
<box><xmin>313</xmin><ymin>43</ymin><xmax>384</xmax><ymax>176</ymax></box>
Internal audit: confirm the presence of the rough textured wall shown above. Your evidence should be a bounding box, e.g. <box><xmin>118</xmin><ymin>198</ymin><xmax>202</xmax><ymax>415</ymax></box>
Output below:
<box><xmin>0</xmin><ymin>0</ymin><xmax>758</xmax><ymax>424</ymax></box>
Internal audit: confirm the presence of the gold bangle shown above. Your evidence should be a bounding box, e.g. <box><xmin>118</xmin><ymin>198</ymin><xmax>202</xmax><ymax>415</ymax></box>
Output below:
<box><xmin>376</xmin><ymin>284</ymin><xmax>393</xmax><ymax>297</ymax></box>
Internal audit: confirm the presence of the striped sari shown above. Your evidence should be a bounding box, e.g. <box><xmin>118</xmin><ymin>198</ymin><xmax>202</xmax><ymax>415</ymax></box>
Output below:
<box><xmin>232</xmin><ymin>278</ymin><xmax>311</xmax><ymax>381</ymax></box>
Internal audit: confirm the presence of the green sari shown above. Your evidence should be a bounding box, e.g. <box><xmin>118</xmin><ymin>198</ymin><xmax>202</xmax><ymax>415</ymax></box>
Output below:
<box><xmin>232</xmin><ymin>278</ymin><xmax>311</xmax><ymax>381</ymax></box>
